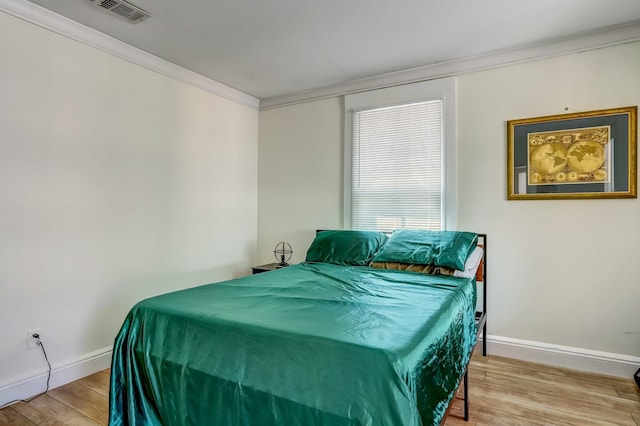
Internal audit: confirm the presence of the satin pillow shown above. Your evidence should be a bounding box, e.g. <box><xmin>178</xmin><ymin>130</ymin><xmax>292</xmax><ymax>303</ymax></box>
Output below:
<box><xmin>371</xmin><ymin>229</ymin><xmax>478</xmax><ymax>271</ymax></box>
<box><xmin>453</xmin><ymin>246</ymin><xmax>484</xmax><ymax>279</ymax></box>
<box><xmin>370</xmin><ymin>261</ymin><xmax>456</xmax><ymax>276</ymax></box>
<box><xmin>305</xmin><ymin>230</ymin><xmax>388</xmax><ymax>266</ymax></box>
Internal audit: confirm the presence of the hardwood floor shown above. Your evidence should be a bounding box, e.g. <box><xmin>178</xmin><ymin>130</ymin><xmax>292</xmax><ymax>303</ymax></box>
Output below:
<box><xmin>1</xmin><ymin>353</ymin><xmax>638</xmax><ymax>425</ymax></box>
<box><xmin>0</xmin><ymin>369</ymin><xmax>110</xmax><ymax>425</ymax></box>
<box><xmin>445</xmin><ymin>353</ymin><xmax>640</xmax><ymax>426</ymax></box>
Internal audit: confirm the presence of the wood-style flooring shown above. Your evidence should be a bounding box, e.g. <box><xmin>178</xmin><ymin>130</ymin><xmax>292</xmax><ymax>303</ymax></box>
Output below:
<box><xmin>1</xmin><ymin>352</ymin><xmax>638</xmax><ymax>425</ymax></box>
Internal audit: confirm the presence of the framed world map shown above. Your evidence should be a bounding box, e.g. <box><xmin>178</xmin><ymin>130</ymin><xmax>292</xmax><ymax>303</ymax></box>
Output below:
<box><xmin>507</xmin><ymin>106</ymin><xmax>637</xmax><ymax>200</ymax></box>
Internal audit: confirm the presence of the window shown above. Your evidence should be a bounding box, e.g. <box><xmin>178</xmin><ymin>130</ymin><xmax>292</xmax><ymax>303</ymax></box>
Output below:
<box><xmin>344</xmin><ymin>78</ymin><xmax>456</xmax><ymax>232</ymax></box>
<box><xmin>351</xmin><ymin>100</ymin><xmax>443</xmax><ymax>231</ymax></box>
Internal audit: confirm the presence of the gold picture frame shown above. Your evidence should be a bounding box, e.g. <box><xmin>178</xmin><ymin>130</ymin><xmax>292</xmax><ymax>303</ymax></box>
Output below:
<box><xmin>507</xmin><ymin>106</ymin><xmax>637</xmax><ymax>200</ymax></box>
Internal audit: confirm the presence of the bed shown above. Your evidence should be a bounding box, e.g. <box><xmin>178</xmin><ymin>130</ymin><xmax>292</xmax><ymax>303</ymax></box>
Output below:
<box><xmin>109</xmin><ymin>229</ymin><xmax>486</xmax><ymax>426</ymax></box>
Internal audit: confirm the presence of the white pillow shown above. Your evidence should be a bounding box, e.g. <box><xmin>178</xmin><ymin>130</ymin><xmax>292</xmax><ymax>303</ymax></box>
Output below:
<box><xmin>454</xmin><ymin>246</ymin><xmax>484</xmax><ymax>279</ymax></box>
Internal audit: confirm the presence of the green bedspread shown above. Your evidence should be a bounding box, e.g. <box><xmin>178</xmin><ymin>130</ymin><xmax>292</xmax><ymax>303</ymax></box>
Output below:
<box><xmin>109</xmin><ymin>262</ymin><xmax>477</xmax><ymax>426</ymax></box>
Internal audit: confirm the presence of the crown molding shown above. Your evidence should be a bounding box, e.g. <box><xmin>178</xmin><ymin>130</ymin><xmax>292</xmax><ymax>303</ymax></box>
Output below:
<box><xmin>260</xmin><ymin>20</ymin><xmax>640</xmax><ymax>110</ymax></box>
<box><xmin>0</xmin><ymin>0</ymin><xmax>260</xmax><ymax>110</ymax></box>
<box><xmin>3</xmin><ymin>0</ymin><xmax>639</xmax><ymax>112</ymax></box>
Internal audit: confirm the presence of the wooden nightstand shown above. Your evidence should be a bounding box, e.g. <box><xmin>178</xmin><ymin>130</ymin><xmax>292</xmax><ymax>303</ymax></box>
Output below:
<box><xmin>251</xmin><ymin>263</ymin><xmax>288</xmax><ymax>274</ymax></box>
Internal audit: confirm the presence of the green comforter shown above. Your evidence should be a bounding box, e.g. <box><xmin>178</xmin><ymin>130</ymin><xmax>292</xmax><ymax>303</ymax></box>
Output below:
<box><xmin>109</xmin><ymin>263</ymin><xmax>477</xmax><ymax>426</ymax></box>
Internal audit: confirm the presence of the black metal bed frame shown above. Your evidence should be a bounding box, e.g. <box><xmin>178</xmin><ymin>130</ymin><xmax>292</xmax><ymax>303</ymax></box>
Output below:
<box><xmin>461</xmin><ymin>233</ymin><xmax>488</xmax><ymax>422</ymax></box>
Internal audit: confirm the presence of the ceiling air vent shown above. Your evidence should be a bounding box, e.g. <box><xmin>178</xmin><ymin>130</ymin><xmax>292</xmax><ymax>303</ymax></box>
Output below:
<box><xmin>90</xmin><ymin>0</ymin><xmax>151</xmax><ymax>24</ymax></box>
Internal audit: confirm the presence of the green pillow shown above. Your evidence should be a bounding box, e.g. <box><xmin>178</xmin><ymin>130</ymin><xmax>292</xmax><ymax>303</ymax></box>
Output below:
<box><xmin>371</xmin><ymin>229</ymin><xmax>478</xmax><ymax>271</ymax></box>
<box><xmin>305</xmin><ymin>230</ymin><xmax>388</xmax><ymax>266</ymax></box>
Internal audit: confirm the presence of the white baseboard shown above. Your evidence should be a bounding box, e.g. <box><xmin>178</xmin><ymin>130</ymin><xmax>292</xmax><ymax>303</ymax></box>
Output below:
<box><xmin>482</xmin><ymin>335</ymin><xmax>640</xmax><ymax>379</ymax></box>
<box><xmin>0</xmin><ymin>346</ymin><xmax>112</xmax><ymax>407</ymax></box>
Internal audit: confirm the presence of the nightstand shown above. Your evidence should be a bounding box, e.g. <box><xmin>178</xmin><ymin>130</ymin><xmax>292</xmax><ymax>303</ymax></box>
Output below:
<box><xmin>251</xmin><ymin>263</ymin><xmax>287</xmax><ymax>274</ymax></box>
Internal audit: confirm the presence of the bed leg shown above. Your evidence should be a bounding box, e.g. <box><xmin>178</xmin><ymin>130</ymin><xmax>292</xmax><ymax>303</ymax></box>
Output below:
<box><xmin>482</xmin><ymin>322</ymin><xmax>487</xmax><ymax>356</ymax></box>
<box><xmin>463</xmin><ymin>369</ymin><xmax>469</xmax><ymax>421</ymax></box>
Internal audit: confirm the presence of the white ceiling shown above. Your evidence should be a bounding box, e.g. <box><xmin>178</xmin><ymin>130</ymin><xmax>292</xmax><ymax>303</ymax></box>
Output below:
<box><xmin>21</xmin><ymin>0</ymin><xmax>640</xmax><ymax>103</ymax></box>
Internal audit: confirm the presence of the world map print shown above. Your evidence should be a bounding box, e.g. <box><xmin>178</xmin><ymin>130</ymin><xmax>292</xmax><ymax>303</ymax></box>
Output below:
<box><xmin>527</xmin><ymin>126</ymin><xmax>610</xmax><ymax>185</ymax></box>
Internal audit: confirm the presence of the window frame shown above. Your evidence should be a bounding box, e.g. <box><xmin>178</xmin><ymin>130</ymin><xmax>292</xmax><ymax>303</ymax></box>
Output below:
<box><xmin>343</xmin><ymin>77</ymin><xmax>457</xmax><ymax>230</ymax></box>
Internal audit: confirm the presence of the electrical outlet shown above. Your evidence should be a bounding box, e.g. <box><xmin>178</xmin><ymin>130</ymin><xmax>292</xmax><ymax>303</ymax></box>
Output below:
<box><xmin>27</xmin><ymin>328</ymin><xmax>41</xmax><ymax>350</ymax></box>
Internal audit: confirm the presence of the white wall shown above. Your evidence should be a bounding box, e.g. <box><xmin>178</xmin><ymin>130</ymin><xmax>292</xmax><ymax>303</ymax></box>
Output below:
<box><xmin>456</xmin><ymin>42</ymin><xmax>640</xmax><ymax>357</ymax></box>
<box><xmin>258</xmin><ymin>98</ymin><xmax>343</xmax><ymax>264</ymax></box>
<box><xmin>0</xmin><ymin>10</ymin><xmax>258</xmax><ymax>403</ymax></box>
<box><xmin>258</xmin><ymin>42</ymin><xmax>640</xmax><ymax>361</ymax></box>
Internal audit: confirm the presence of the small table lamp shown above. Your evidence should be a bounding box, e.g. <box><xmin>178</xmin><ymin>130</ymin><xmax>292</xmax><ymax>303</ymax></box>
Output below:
<box><xmin>273</xmin><ymin>242</ymin><xmax>293</xmax><ymax>267</ymax></box>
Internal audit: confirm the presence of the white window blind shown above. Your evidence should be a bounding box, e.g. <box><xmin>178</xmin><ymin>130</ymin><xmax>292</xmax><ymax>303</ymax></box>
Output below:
<box><xmin>352</xmin><ymin>100</ymin><xmax>443</xmax><ymax>232</ymax></box>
